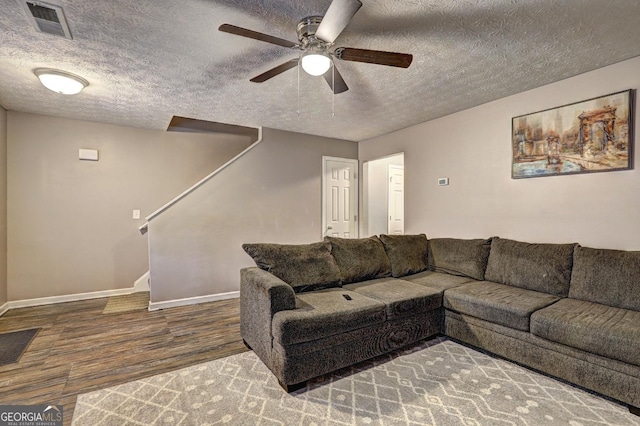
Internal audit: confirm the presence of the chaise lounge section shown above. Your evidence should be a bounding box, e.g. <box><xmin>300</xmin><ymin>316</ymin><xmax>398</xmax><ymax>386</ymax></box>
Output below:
<box><xmin>241</xmin><ymin>234</ymin><xmax>640</xmax><ymax>414</ymax></box>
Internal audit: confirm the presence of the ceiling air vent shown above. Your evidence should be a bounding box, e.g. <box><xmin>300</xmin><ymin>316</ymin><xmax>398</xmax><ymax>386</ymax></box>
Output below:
<box><xmin>21</xmin><ymin>0</ymin><xmax>72</xmax><ymax>39</ymax></box>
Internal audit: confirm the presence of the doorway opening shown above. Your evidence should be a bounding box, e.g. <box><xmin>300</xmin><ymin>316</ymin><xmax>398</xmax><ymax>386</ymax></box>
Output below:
<box><xmin>362</xmin><ymin>153</ymin><xmax>404</xmax><ymax>237</ymax></box>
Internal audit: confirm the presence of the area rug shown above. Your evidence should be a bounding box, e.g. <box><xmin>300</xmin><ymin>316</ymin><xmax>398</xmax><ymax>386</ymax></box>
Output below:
<box><xmin>72</xmin><ymin>337</ymin><xmax>639</xmax><ymax>425</ymax></box>
<box><xmin>102</xmin><ymin>292</ymin><xmax>150</xmax><ymax>314</ymax></box>
<box><xmin>0</xmin><ymin>328</ymin><xmax>40</xmax><ymax>366</ymax></box>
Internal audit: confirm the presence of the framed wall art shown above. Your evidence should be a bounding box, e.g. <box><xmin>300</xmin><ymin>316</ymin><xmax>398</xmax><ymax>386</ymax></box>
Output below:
<box><xmin>512</xmin><ymin>89</ymin><xmax>634</xmax><ymax>179</ymax></box>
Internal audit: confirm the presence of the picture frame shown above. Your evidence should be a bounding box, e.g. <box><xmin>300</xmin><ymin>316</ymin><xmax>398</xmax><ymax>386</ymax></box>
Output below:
<box><xmin>512</xmin><ymin>89</ymin><xmax>634</xmax><ymax>179</ymax></box>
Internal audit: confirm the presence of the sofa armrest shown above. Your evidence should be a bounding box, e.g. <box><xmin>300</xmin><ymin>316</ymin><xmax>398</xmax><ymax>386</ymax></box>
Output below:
<box><xmin>240</xmin><ymin>267</ymin><xmax>296</xmax><ymax>365</ymax></box>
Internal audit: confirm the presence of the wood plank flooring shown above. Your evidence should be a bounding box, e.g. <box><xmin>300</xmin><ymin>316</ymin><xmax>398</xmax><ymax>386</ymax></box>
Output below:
<box><xmin>0</xmin><ymin>296</ymin><xmax>247</xmax><ymax>425</ymax></box>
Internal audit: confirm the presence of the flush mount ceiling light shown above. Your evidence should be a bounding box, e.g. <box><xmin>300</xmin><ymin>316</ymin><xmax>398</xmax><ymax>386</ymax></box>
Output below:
<box><xmin>34</xmin><ymin>68</ymin><xmax>89</xmax><ymax>95</ymax></box>
<box><xmin>300</xmin><ymin>52</ymin><xmax>331</xmax><ymax>76</ymax></box>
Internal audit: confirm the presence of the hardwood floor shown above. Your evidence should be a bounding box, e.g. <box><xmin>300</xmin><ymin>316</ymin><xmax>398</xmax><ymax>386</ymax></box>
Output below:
<box><xmin>0</xmin><ymin>296</ymin><xmax>247</xmax><ymax>425</ymax></box>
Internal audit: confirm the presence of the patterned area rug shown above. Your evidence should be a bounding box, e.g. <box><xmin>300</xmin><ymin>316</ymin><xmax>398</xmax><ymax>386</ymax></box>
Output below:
<box><xmin>0</xmin><ymin>328</ymin><xmax>40</xmax><ymax>366</ymax></box>
<box><xmin>102</xmin><ymin>292</ymin><xmax>150</xmax><ymax>314</ymax></box>
<box><xmin>72</xmin><ymin>337</ymin><xmax>639</xmax><ymax>425</ymax></box>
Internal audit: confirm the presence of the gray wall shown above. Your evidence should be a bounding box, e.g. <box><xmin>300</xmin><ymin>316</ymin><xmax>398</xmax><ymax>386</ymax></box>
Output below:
<box><xmin>7</xmin><ymin>112</ymin><xmax>253</xmax><ymax>301</ymax></box>
<box><xmin>0</xmin><ymin>106</ymin><xmax>6</xmax><ymax>305</ymax></box>
<box><xmin>359</xmin><ymin>56</ymin><xmax>640</xmax><ymax>250</ymax></box>
<box><xmin>148</xmin><ymin>127</ymin><xmax>357</xmax><ymax>303</ymax></box>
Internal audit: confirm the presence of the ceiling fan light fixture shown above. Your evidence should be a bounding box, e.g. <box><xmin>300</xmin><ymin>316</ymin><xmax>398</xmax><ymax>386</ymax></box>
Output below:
<box><xmin>34</xmin><ymin>68</ymin><xmax>89</xmax><ymax>95</ymax></box>
<box><xmin>300</xmin><ymin>53</ymin><xmax>331</xmax><ymax>76</ymax></box>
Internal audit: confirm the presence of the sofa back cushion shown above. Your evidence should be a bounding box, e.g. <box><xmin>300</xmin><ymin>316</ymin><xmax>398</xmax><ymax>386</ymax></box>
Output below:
<box><xmin>379</xmin><ymin>234</ymin><xmax>428</xmax><ymax>277</ymax></box>
<box><xmin>427</xmin><ymin>238</ymin><xmax>492</xmax><ymax>280</ymax></box>
<box><xmin>242</xmin><ymin>241</ymin><xmax>342</xmax><ymax>293</ymax></box>
<box><xmin>569</xmin><ymin>245</ymin><xmax>640</xmax><ymax>311</ymax></box>
<box><xmin>325</xmin><ymin>236</ymin><xmax>392</xmax><ymax>283</ymax></box>
<box><xmin>484</xmin><ymin>237</ymin><xmax>575</xmax><ymax>296</ymax></box>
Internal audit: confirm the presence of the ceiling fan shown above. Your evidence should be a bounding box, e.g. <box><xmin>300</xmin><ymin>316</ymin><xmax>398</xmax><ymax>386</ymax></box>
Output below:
<box><xmin>218</xmin><ymin>0</ymin><xmax>413</xmax><ymax>94</ymax></box>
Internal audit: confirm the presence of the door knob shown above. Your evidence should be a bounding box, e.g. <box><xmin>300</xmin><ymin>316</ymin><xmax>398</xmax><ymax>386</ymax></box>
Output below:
<box><xmin>327</xmin><ymin>226</ymin><xmax>333</xmax><ymax>230</ymax></box>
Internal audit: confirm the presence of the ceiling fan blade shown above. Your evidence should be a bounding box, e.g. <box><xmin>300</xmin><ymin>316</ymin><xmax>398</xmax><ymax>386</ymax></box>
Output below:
<box><xmin>334</xmin><ymin>47</ymin><xmax>413</xmax><ymax>68</ymax></box>
<box><xmin>250</xmin><ymin>59</ymin><xmax>299</xmax><ymax>83</ymax></box>
<box><xmin>315</xmin><ymin>0</ymin><xmax>362</xmax><ymax>43</ymax></box>
<box><xmin>218</xmin><ymin>24</ymin><xmax>297</xmax><ymax>48</ymax></box>
<box><xmin>323</xmin><ymin>65</ymin><xmax>349</xmax><ymax>94</ymax></box>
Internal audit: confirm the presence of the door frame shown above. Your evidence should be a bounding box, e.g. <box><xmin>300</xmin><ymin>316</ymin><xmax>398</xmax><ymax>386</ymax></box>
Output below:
<box><xmin>322</xmin><ymin>156</ymin><xmax>359</xmax><ymax>240</ymax></box>
<box><xmin>361</xmin><ymin>152</ymin><xmax>404</xmax><ymax>237</ymax></box>
<box><xmin>387</xmin><ymin>164</ymin><xmax>405</xmax><ymax>235</ymax></box>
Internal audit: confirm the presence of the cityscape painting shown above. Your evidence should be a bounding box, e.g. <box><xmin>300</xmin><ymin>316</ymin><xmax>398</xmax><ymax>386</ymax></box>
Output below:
<box><xmin>512</xmin><ymin>90</ymin><xmax>633</xmax><ymax>179</ymax></box>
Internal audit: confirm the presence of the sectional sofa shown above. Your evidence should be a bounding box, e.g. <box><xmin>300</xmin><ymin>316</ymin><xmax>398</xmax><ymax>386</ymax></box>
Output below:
<box><xmin>241</xmin><ymin>235</ymin><xmax>640</xmax><ymax>415</ymax></box>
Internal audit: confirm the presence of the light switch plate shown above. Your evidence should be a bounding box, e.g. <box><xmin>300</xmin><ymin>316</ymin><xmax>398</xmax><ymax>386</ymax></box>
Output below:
<box><xmin>133</xmin><ymin>210</ymin><xmax>141</xmax><ymax>219</ymax></box>
<box><xmin>79</xmin><ymin>149</ymin><xmax>99</xmax><ymax>161</ymax></box>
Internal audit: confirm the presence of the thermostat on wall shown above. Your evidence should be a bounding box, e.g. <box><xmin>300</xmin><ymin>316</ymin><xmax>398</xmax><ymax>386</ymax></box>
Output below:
<box><xmin>437</xmin><ymin>177</ymin><xmax>449</xmax><ymax>186</ymax></box>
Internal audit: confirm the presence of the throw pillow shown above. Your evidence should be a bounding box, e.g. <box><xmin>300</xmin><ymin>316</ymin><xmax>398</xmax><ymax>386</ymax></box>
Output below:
<box><xmin>242</xmin><ymin>241</ymin><xmax>342</xmax><ymax>293</ymax></box>
<box><xmin>379</xmin><ymin>234</ymin><xmax>428</xmax><ymax>277</ymax></box>
<box><xmin>325</xmin><ymin>236</ymin><xmax>392</xmax><ymax>283</ymax></box>
<box><xmin>428</xmin><ymin>237</ymin><xmax>493</xmax><ymax>281</ymax></box>
<box><xmin>484</xmin><ymin>237</ymin><xmax>576</xmax><ymax>296</ymax></box>
<box><xmin>569</xmin><ymin>245</ymin><xmax>640</xmax><ymax>311</ymax></box>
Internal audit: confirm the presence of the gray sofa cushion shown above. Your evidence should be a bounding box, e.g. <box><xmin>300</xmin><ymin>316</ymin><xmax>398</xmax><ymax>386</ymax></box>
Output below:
<box><xmin>531</xmin><ymin>298</ymin><xmax>640</xmax><ymax>367</ymax></box>
<box><xmin>344</xmin><ymin>277</ymin><xmax>441</xmax><ymax>319</ymax></box>
<box><xmin>484</xmin><ymin>237</ymin><xmax>576</xmax><ymax>296</ymax></box>
<box><xmin>242</xmin><ymin>241</ymin><xmax>342</xmax><ymax>293</ymax></box>
<box><xmin>379</xmin><ymin>234</ymin><xmax>428</xmax><ymax>277</ymax></box>
<box><xmin>325</xmin><ymin>236</ymin><xmax>392</xmax><ymax>284</ymax></box>
<box><xmin>404</xmin><ymin>270</ymin><xmax>475</xmax><ymax>293</ymax></box>
<box><xmin>272</xmin><ymin>289</ymin><xmax>386</xmax><ymax>346</ymax></box>
<box><xmin>427</xmin><ymin>238</ymin><xmax>492</xmax><ymax>281</ymax></box>
<box><xmin>569</xmin><ymin>245</ymin><xmax>640</xmax><ymax>311</ymax></box>
<box><xmin>443</xmin><ymin>281</ymin><xmax>560</xmax><ymax>331</ymax></box>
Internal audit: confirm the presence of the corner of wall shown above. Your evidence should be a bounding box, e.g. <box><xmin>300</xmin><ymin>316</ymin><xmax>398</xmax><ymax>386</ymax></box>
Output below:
<box><xmin>6</xmin><ymin>112</ymin><xmax>255</xmax><ymax>302</ymax></box>
<box><xmin>0</xmin><ymin>106</ymin><xmax>7</xmax><ymax>306</ymax></box>
<box><xmin>357</xmin><ymin>56</ymin><xmax>640</xmax><ymax>249</ymax></box>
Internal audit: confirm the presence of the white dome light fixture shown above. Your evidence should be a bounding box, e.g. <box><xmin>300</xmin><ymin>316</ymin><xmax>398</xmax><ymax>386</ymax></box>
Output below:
<box><xmin>34</xmin><ymin>68</ymin><xmax>89</xmax><ymax>95</ymax></box>
<box><xmin>300</xmin><ymin>52</ymin><xmax>331</xmax><ymax>76</ymax></box>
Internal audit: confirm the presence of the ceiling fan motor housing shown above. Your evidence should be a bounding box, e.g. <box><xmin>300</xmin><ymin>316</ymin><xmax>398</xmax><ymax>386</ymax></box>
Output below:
<box><xmin>297</xmin><ymin>16</ymin><xmax>324</xmax><ymax>43</ymax></box>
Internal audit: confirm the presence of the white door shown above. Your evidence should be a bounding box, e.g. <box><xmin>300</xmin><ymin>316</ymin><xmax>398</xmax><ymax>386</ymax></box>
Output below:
<box><xmin>323</xmin><ymin>157</ymin><xmax>358</xmax><ymax>238</ymax></box>
<box><xmin>388</xmin><ymin>164</ymin><xmax>404</xmax><ymax>235</ymax></box>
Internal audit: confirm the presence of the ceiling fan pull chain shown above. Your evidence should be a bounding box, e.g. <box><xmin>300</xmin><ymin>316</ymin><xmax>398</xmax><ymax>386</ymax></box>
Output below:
<box><xmin>297</xmin><ymin>55</ymin><xmax>301</xmax><ymax>115</ymax></box>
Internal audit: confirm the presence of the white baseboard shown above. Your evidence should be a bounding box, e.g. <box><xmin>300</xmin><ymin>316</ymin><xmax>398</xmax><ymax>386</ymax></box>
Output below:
<box><xmin>0</xmin><ymin>287</ymin><xmax>239</xmax><ymax>316</ymax></box>
<box><xmin>0</xmin><ymin>288</ymin><xmax>136</xmax><ymax>314</ymax></box>
<box><xmin>148</xmin><ymin>291</ymin><xmax>239</xmax><ymax>311</ymax></box>
<box><xmin>0</xmin><ymin>302</ymin><xmax>9</xmax><ymax>317</ymax></box>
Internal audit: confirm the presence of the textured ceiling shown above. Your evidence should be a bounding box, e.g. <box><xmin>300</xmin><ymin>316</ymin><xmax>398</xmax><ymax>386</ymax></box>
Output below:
<box><xmin>1</xmin><ymin>0</ymin><xmax>639</xmax><ymax>141</ymax></box>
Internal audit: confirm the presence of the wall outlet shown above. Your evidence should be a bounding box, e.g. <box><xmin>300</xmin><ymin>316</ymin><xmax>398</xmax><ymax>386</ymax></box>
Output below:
<box><xmin>132</xmin><ymin>209</ymin><xmax>141</xmax><ymax>219</ymax></box>
<box><xmin>437</xmin><ymin>177</ymin><xmax>449</xmax><ymax>186</ymax></box>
